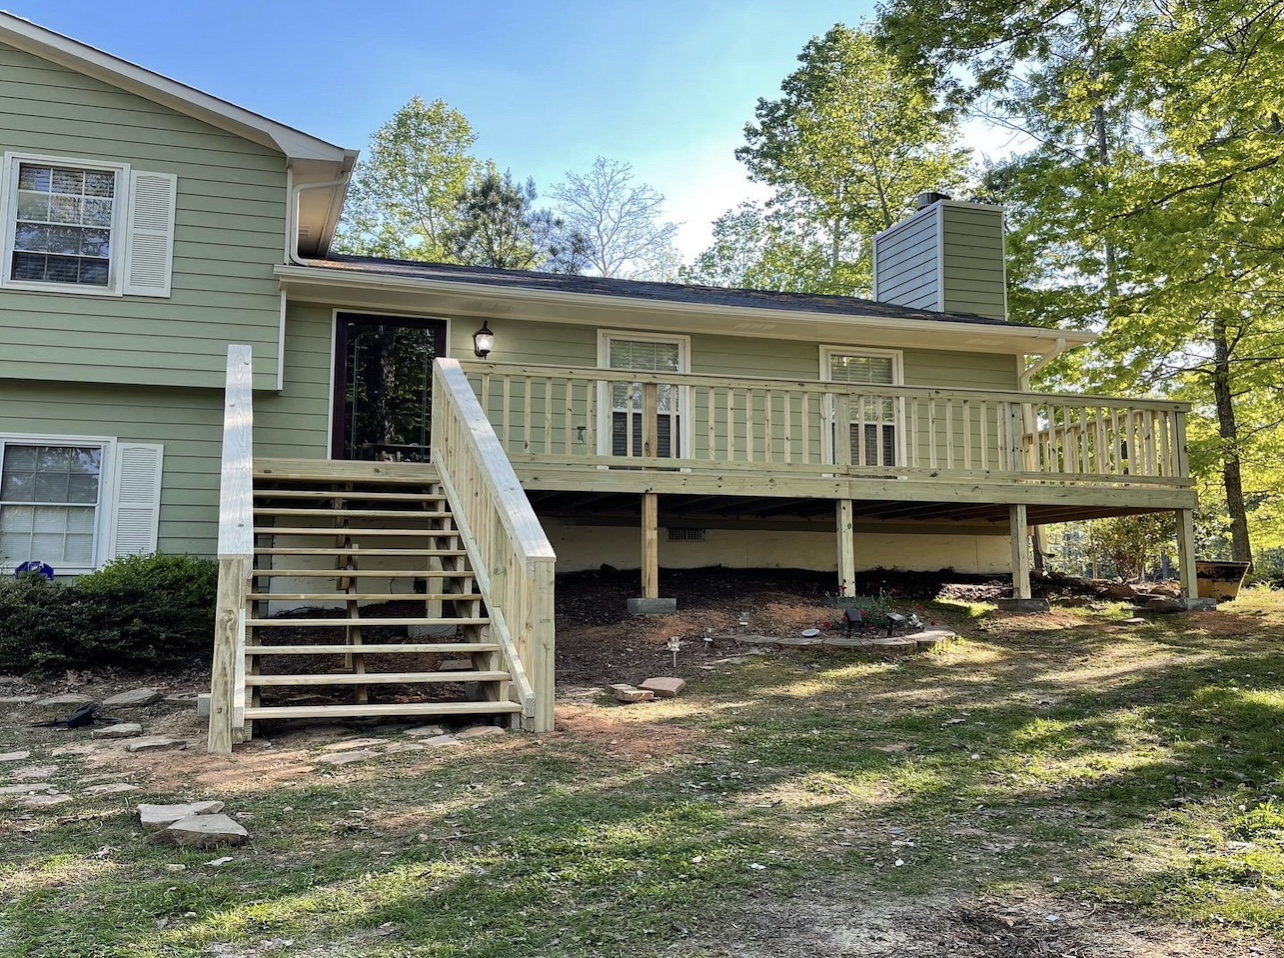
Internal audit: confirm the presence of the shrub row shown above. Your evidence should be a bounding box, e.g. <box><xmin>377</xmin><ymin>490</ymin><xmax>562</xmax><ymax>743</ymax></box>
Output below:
<box><xmin>0</xmin><ymin>554</ymin><xmax>218</xmax><ymax>675</ymax></box>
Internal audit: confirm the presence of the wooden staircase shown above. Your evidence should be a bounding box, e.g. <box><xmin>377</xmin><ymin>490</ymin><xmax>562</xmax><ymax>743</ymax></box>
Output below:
<box><xmin>238</xmin><ymin>459</ymin><xmax>523</xmax><ymax>731</ymax></box>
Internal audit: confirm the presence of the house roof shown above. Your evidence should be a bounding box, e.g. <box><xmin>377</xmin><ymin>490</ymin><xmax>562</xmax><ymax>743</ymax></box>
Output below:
<box><xmin>276</xmin><ymin>255</ymin><xmax>1096</xmax><ymax>357</ymax></box>
<box><xmin>0</xmin><ymin>12</ymin><xmax>358</xmax><ymax>255</ymax></box>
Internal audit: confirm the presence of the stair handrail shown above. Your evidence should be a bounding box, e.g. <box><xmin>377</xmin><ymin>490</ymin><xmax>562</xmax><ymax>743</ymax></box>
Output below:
<box><xmin>208</xmin><ymin>344</ymin><xmax>254</xmax><ymax>754</ymax></box>
<box><xmin>431</xmin><ymin>358</ymin><xmax>556</xmax><ymax>731</ymax></box>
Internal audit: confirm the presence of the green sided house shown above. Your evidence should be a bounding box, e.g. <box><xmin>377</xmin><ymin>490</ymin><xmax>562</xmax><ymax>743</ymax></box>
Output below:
<box><xmin>0</xmin><ymin>13</ymin><xmax>1202</xmax><ymax>750</ymax></box>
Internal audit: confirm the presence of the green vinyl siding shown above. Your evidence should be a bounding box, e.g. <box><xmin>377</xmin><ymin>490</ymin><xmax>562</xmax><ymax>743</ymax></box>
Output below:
<box><xmin>941</xmin><ymin>206</ymin><xmax>1006</xmax><ymax>321</ymax></box>
<box><xmin>0</xmin><ymin>42</ymin><xmax>287</xmax><ymax>391</ymax></box>
<box><xmin>874</xmin><ymin>212</ymin><xmax>940</xmax><ymax>311</ymax></box>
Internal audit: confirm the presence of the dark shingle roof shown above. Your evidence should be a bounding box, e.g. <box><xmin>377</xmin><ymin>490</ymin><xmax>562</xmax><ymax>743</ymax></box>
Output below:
<box><xmin>306</xmin><ymin>254</ymin><xmax>1033</xmax><ymax>330</ymax></box>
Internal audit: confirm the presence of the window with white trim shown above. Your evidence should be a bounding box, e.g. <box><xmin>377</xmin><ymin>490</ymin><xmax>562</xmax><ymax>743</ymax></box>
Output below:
<box><xmin>0</xmin><ymin>436</ymin><xmax>164</xmax><ymax>574</ymax></box>
<box><xmin>824</xmin><ymin>349</ymin><xmax>902</xmax><ymax>467</ymax></box>
<box><xmin>600</xmin><ymin>333</ymin><xmax>688</xmax><ymax>458</ymax></box>
<box><xmin>1</xmin><ymin>153</ymin><xmax>177</xmax><ymax>298</ymax></box>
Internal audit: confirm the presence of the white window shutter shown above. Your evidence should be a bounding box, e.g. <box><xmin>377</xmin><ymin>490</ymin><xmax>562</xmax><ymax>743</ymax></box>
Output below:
<box><xmin>122</xmin><ymin>171</ymin><xmax>177</xmax><ymax>297</ymax></box>
<box><xmin>111</xmin><ymin>443</ymin><xmax>164</xmax><ymax>558</ymax></box>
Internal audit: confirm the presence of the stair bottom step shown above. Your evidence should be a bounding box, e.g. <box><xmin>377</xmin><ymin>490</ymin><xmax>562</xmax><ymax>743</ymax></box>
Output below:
<box><xmin>245</xmin><ymin>701</ymin><xmax>522</xmax><ymax>720</ymax></box>
<box><xmin>247</xmin><ymin>670</ymin><xmax>508</xmax><ymax>686</ymax></box>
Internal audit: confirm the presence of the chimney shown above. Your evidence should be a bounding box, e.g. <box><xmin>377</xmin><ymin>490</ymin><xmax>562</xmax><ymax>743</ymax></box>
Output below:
<box><xmin>872</xmin><ymin>195</ymin><xmax>1008</xmax><ymax>321</ymax></box>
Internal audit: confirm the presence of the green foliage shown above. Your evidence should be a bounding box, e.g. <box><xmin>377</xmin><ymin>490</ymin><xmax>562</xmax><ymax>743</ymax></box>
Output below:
<box><xmin>1086</xmin><ymin>514</ymin><xmax>1176</xmax><ymax>581</ymax></box>
<box><xmin>334</xmin><ymin>97</ymin><xmax>481</xmax><ymax>261</ymax></box>
<box><xmin>445</xmin><ymin>171</ymin><xmax>590</xmax><ymax>272</ymax></box>
<box><xmin>689</xmin><ymin>23</ymin><xmax>970</xmax><ymax>296</ymax></box>
<box><xmin>0</xmin><ymin>554</ymin><xmax>218</xmax><ymax>674</ymax></box>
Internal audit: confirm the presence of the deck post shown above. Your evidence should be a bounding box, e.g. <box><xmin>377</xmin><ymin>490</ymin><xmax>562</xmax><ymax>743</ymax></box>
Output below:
<box><xmin>208</xmin><ymin>556</ymin><xmax>248</xmax><ymax>754</ymax></box>
<box><xmin>1009</xmin><ymin>504</ymin><xmax>1033</xmax><ymax>601</ymax></box>
<box><xmin>1176</xmin><ymin>508</ymin><xmax>1200</xmax><ymax>603</ymax></box>
<box><xmin>641</xmin><ymin>492</ymin><xmax>659</xmax><ymax>599</ymax></box>
<box><xmin>836</xmin><ymin>499</ymin><xmax>856</xmax><ymax>597</ymax></box>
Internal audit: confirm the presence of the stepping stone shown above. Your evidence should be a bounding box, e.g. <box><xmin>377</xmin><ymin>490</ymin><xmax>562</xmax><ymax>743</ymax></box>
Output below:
<box><xmin>320</xmin><ymin>738</ymin><xmax>387</xmax><ymax>752</ymax></box>
<box><xmin>823</xmin><ymin>636</ymin><xmax>875</xmax><ymax>649</ymax></box>
<box><xmin>153</xmin><ymin>814</ymin><xmax>248</xmax><ymax>849</ymax></box>
<box><xmin>0</xmin><ymin>782</ymin><xmax>56</xmax><ymax>795</ymax></box>
<box><xmin>381</xmin><ymin>743</ymin><xmax>424</xmax><ymax>756</ymax></box>
<box><xmin>0</xmin><ymin>696</ymin><xmax>37</xmax><ymax>705</ymax></box>
<box><xmin>774</xmin><ymin>636</ymin><xmax>825</xmax><ymax>647</ymax></box>
<box><xmin>871</xmin><ymin>638</ymin><xmax>918</xmax><ymax>654</ymax></box>
<box><xmin>18</xmin><ymin>793</ymin><xmax>72</xmax><ymax>808</ymax></box>
<box><xmin>93</xmin><ymin>723</ymin><xmax>144</xmax><ymax>740</ymax></box>
<box><xmin>315</xmin><ymin>750</ymin><xmax>378</xmax><ymax>766</ymax></box>
<box><xmin>417</xmin><ymin>734</ymin><xmax>462</xmax><ymax>749</ymax></box>
<box><xmin>0</xmin><ymin>750</ymin><xmax>31</xmax><ymax>763</ymax></box>
<box><xmin>733</xmin><ymin>634</ymin><xmax>781</xmax><ymax>647</ymax></box>
<box><xmin>608</xmin><ymin>684</ymin><xmax>655</xmax><ymax>703</ymax></box>
<box><xmin>32</xmin><ymin>694</ymin><xmax>94</xmax><ymax>708</ymax></box>
<box><xmin>83</xmin><ymin>783</ymin><xmax>140</xmax><ymax>796</ymax></box>
<box><xmin>138</xmin><ymin>801</ymin><xmax>225</xmax><ymax>831</ymax></box>
<box><xmin>13</xmin><ymin>765</ymin><xmax>59</xmax><ymax>780</ymax></box>
<box><xmin>126</xmin><ymin>737</ymin><xmax>187</xmax><ymax>754</ymax></box>
<box><xmin>639</xmin><ymin>677</ymin><xmax>686</xmax><ymax>698</ymax></box>
<box><xmin>404</xmin><ymin>724</ymin><xmax>447</xmax><ymax>738</ymax></box>
<box><xmin>164</xmin><ymin>691</ymin><xmax>202</xmax><ymax>704</ymax></box>
<box><xmin>102</xmin><ymin>688</ymin><xmax>162</xmax><ymax>708</ymax></box>
<box><xmin>456</xmin><ymin>725</ymin><xmax>506</xmax><ymax>740</ymax></box>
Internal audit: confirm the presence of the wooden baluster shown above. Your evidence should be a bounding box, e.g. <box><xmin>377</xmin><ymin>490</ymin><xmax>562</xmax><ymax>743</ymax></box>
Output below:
<box><xmin>856</xmin><ymin>390</ymin><xmax>867</xmax><ymax>467</ymax></box>
<box><xmin>501</xmin><ymin>377</ymin><xmax>512</xmax><ymax>451</ymax></box>
<box><xmin>944</xmin><ymin>398</ymin><xmax>955</xmax><ymax>470</ymax></box>
<box><xmin>978</xmin><ymin>400</ymin><xmax>988</xmax><ymax>471</ymax></box>
<box><xmin>909</xmin><ymin>396</ymin><xmax>920</xmax><ymax>469</ymax></box>
<box><xmin>835</xmin><ymin>393</ymin><xmax>853</xmax><ymax>468</ymax></box>
<box><xmin>1158</xmin><ymin>410</ymin><xmax>1172</xmax><ymax>477</ymax></box>
<box><xmin>783</xmin><ymin>390</ymin><xmax>793</xmax><ymax>464</ymax></box>
<box><xmin>706</xmin><ymin>386</ymin><xmax>716</xmax><ymax>460</ymax></box>
<box><xmin>1095</xmin><ymin>407</ymin><xmax>1108</xmax><ymax>475</ymax></box>
<box><xmin>962</xmin><ymin>398</ymin><xmax>973</xmax><ymax>470</ymax></box>
<box><xmin>1144</xmin><ymin>410</ymin><xmax>1157</xmax><ymax>477</ymax></box>
<box><xmin>765</xmin><ymin>388</ymin><xmax>775</xmax><ymax>463</ymax></box>
<box><xmin>928</xmin><ymin>398</ymin><xmax>938</xmax><ymax>469</ymax></box>
<box><xmin>726</xmin><ymin>389</ymin><xmax>736</xmax><ymax>461</ymax></box>
<box><xmin>521</xmin><ymin>378</ymin><xmax>532</xmax><ymax>452</ymax></box>
<box><xmin>543</xmin><ymin>377</ymin><xmax>553</xmax><ymax>458</ymax></box>
<box><xmin>800</xmin><ymin>391</ymin><xmax>810</xmax><ymax>464</ymax></box>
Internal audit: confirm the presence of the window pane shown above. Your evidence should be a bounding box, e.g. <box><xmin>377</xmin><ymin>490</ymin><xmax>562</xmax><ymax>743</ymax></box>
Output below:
<box><xmin>82</xmin><ymin>198</ymin><xmax>113</xmax><ymax>227</ymax></box>
<box><xmin>51</xmin><ymin>168</ymin><xmax>84</xmax><ymax>194</ymax></box>
<box><xmin>830</xmin><ymin>354</ymin><xmax>894</xmax><ymax>385</ymax></box>
<box><xmin>0</xmin><ymin>505</ymin><xmax>96</xmax><ymax>570</ymax></box>
<box><xmin>17</xmin><ymin>165</ymin><xmax>51</xmax><ymax>191</ymax></box>
<box><xmin>10</xmin><ymin>163</ymin><xmax>116</xmax><ymax>287</ymax></box>
<box><xmin>16</xmin><ymin>191</ymin><xmax>50</xmax><ymax>221</ymax></box>
<box><xmin>2</xmin><ymin>444</ymin><xmax>101</xmax><ymax>505</ymax></box>
<box><xmin>49</xmin><ymin>194</ymin><xmax>82</xmax><ymax>225</ymax></box>
<box><xmin>84</xmin><ymin>171</ymin><xmax>115</xmax><ymax>198</ymax></box>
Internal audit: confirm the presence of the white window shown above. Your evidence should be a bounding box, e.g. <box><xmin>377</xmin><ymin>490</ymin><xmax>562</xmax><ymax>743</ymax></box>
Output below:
<box><xmin>0</xmin><ymin>436</ymin><xmax>163</xmax><ymax>574</ymax></box>
<box><xmin>1</xmin><ymin>153</ymin><xmax>177</xmax><ymax>298</ymax></box>
<box><xmin>598</xmin><ymin>332</ymin><xmax>689</xmax><ymax>458</ymax></box>
<box><xmin>822</xmin><ymin>347</ymin><xmax>904</xmax><ymax>468</ymax></box>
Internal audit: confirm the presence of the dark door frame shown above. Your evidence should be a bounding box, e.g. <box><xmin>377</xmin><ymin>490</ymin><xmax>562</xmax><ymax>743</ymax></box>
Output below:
<box><xmin>330</xmin><ymin>312</ymin><xmax>450</xmax><ymax>461</ymax></box>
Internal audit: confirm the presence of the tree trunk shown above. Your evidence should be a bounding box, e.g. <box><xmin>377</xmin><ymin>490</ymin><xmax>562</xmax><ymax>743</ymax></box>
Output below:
<box><xmin>1212</xmin><ymin>315</ymin><xmax>1253</xmax><ymax>565</ymax></box>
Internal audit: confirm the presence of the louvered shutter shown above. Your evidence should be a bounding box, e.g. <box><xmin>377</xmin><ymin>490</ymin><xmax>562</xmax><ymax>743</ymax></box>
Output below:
<box><xmin>612</xmin><ymin>412</ymin><xmax>676</xmax><ymax>457</ymax></box>
<box><xmin>122</xmin><ymin>171</ymin><xmax>177</xmax><ymax>297</ymax></box>
<box><xmin>110</xmin><ymin>443</ymin><xmax>163</xmax><ymax>558</ymax></box>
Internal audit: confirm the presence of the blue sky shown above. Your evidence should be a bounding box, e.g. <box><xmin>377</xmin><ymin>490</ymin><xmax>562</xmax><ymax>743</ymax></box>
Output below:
<box><xmin>7</xmin><ymin>1</ymin><xmax>893</xmax><ymax>256</ymax></box>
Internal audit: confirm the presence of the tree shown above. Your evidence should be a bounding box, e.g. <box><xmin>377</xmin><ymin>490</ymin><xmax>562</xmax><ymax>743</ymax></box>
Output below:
<box><xmin>705</xmin><ymin>23</ymin><xmax>971</xmax><ymax>296</ymax></box>
<box><xmin>877</xmin><ymin>0</ymin><xmax>1284</xmax><ymax>565</ymax></box>
<box><xmin>548</xmin><ymin>157</ymin><xmax>681</xmax><ymax>280</ymax></box>
<box><xmin>445</xmin><ymin>171</ymin><xmax>590</xmax><ymax>273</ymax></box>
<box><xmin>334</xmin><ymin>97</ymin><xmax>481</xmax><ymax>261</ymax></box>
<box><xmin>680</xmin><ymin>200</ymin><xmax>833</xmax><ymax>292</ymax></box>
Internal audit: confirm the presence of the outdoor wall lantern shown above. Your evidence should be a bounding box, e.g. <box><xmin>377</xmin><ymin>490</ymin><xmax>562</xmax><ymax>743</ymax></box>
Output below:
<box><xmin>472</xmin><ymin>322</ymin><xmax>495</xmax><ymax>359</ymax></box>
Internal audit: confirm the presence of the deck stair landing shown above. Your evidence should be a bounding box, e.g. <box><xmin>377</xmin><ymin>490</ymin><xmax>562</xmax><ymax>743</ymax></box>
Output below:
<box><xmin>240</xmin><ymin>459</ymin><xmax>522</xmax><ymax>731</ymax></box>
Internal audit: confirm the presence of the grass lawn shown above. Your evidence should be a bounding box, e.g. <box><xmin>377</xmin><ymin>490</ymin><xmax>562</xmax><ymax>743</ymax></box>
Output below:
<box><xmin>3</xmin><ymin>591</ymin><xmax>1284</xmax><ymax>956</ymax></box>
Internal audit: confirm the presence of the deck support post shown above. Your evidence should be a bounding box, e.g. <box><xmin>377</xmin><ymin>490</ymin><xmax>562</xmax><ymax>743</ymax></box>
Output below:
<box><xmin>1009</xmin><ymin>504</ymin><xmax>1031</xmax><ymax>599</ymax></box>
<box><xmin>836</xmin><ymin>499</ymin><xmax>856</xmax><ymax>597</ymax></box>
<box><xmin>208</xmin><ymin>555</ymin><xmax>248</xmax><ymax>755</ymax></box>
<box><xmin>641</xmin><ymin>492</ymin><xmax>659</xmax><ymax>599</ymax></box>
<box><xmin>1175</xmin><ymin>508</ymin><xmax>1207</xmax><ymax>608</ymax></box>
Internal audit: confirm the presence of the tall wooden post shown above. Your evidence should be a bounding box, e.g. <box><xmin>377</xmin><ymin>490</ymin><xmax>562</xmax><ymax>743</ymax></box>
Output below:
<box><xmin>1009</xmin><ymin>504</ymin><xmax>1032</xmax><ymax>600</ymax></box>
<box><xmin>642</xmin><ymin>492</ymin><xmax>659</xmax><ymax>599</ymax></box>
<box><xmin>836</xmin><ymin>499</ymin><xmax>856</xmax><ymax>597</ymax></box>
<box><xmin>1176</xmin><ymin>508</ymin><xmax>1198</xmax><ymax>601</ymax></box>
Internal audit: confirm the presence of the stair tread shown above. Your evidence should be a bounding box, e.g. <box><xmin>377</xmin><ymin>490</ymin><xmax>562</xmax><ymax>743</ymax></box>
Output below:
<box><xmin>253</xmin><ymin>528</ymin><xmax>459</xmax><ymax>537</ymax></box>
<box><xmin>250</xmin><ymin>569</ymin><xmax>474</xmax><ymax>577</ymax></box>
<box><xmin>254</xmin><ymin>548</ymin><xmax>466</xmax><ymax>556</ymax></box>
<box><xmin>247</xmin><ymin>616</ymin><xmax>488</xmax><ymax>627</ymax></box>
<box><xmin>246</xmin><ymin>670</ymin><xmax>509</xmax><ymax>686</ymax></box>
<box><xmin>253</xmin><ymin>490</ymin><xmax>447</xmax><ymax>501</ymax></box>
<box><xmin>249</xmin><ymin>593</ymin><xmax>482</xmax><ymax>601</ymax></box>
<box><xmin>246</xmin><ymin>642</ymin><xmax>500</xmax><ymax>655</ymax></box>
<box><xmin>244</xmin><ymin>702</ymin><xmax>521</xmax><ymax>719</ymax></box>
<box><xmin>254</xmin><ymin>507</ymin><xmax>453</xmax><ymax>519</ymax></box>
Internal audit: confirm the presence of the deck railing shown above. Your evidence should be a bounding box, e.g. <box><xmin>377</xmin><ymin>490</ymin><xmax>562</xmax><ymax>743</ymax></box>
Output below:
<box><xmin>431</xmin><ymin>358</ymin><xmax>557</xmax><ymax>731</ymax></box>
<box><xmin>459</xmin><ymin>361</ymin><xmax>1191</xmax><ymax>488</ymax></box>
<box><xmin>208</xmin><ymin>345</ymin><xmax>254</xmax><ymax>755</ymax></box>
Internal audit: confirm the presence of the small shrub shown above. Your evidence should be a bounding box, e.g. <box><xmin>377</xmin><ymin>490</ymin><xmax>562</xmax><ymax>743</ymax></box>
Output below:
<box><xmin>0</xmin><ymin>554</ymin><xmax>218</xmax><ymax>675</ymax></box>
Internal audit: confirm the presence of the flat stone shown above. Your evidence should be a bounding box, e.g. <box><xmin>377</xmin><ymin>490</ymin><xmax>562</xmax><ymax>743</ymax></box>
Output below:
<box><xmin>0</xmin><ymin>782</ymin><xmax>56</xmax><ymax>795</ymax></box>
<box><xmin>138</xmin><ymin>801</ymin><xmax>225</xmax><ymax>831</ymax></box>
<box><xmin>315</xmin><ymin>749</ymin><xmax>379</xmax><ymax>766</ymax></box>
<box><xmin>871</xmin><ymin>638</ymin><xmax>919</xmax><ymax>653</ymax></box>
<box><xmin>0</xmin><ymin>695</ymin><xmax>37</xmax><ymax>705</ymax></box>
<box><xmin>83</xmin><ymin>783</ymin><xmax>141</xmax><ymax>796</ymax></box>
<box><xmin>32</xmin><ymin>694</ymin><xmax>94</xmax><ymax>708</ymax></box>
<box><xmin>13</xmin><ymin>765</ymin><xmax>59</xmax><ymax>779</ymax></box>
<box><xmin>1122</xmin><ymin>617</ymin><xmax>1147</xmax><ymax>625</ymax></box>
<box><xmin>733</xmin><ymin>634</ymin><xmax>781</xmax><ymax>647</ymax></box>
<box><xmin>438</xmin><ymin>658</ymin><xmax>475</xmax><ymax>672</ymax></box>
<box><xmin>320</xmin><ymin>738</ymin><xmax>387</xmax><ymax>752</ymax></box>
<box><xmin>822</xmin><ymin>636</ymin><xmax>876</xmax><ymax>649</ymax></box>
<box><xmin>404</xmin><ymin>724</ymin><xmax>447</xmax><ymax>738</ymax></box>
<box><xmin>153</xmin><ymin>813</ymin><xmax>248</xmax><ymax>849</ymax></box>
<box><xmin>163</xmin><ymin>691</ymin><xmax>202</xmax><ymax>704</ymax></box>
<box><xmin>997</xmin><ymin>598</ymin><xmax>1051</xmax><ymax>613</ymax></box>
<box><xmin>417</xmin><ymin>734</ymin><xmax>462</xmax><ymax>748</ymax></box>
<box><xmin>773</xmin><ymin>636</ymin><xmax>825</xmax><ymax>647</ymax></box>
<box><xmin>626</xmin><ymin>597</ymin><xmax>677</xmax><ymax>616</ymax></box>
<box><xmin>93</xmin><ymin>723</ymin><xmax>144</xmax><ymax>740</ymax></box>
<box><xmin>18</xmin><ymin>793</ymin><xmax>72</xmax><ymax>808</ymax></box>
<box><xmin>381</xmin><ymin>743</ymin><xmax>424</xmax><ymax>756</ymax></box>
<box><xmin>0</xmin><ymin>750</ymin><xmax>31</xmax><ymax>763</ymax></box>
<box><xmin>609</xmin><ymin>684</ymin><xmax>656</xmax><ymax>703</ymax></box>
<box><xmin>456</xmin><ymin>725</ymin><xmax>506</xmax><ymax>740</ymax></box>
<box><xmin>639</xmin><ymin>677</ymin><xmax>686</xmax><ymax>698</ymax></box>
<box><xmin>126</xmin><ymin>737</ymin><xmax>187</xmax><ymax>754</ymax></box>
<box><xmin>102</xmin><ymin>688</ymin><xmax>162</xmax><ymax>708</ymax></box>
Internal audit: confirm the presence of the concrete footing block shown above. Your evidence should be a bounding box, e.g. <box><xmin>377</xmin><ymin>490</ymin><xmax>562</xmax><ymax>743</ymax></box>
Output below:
<box><xmin>627</xmin><ymin>597</ymin><xmax>677</xmax><ymax>616</ymax></box>
<box><xmin>196</xmin><ymin>694</ymin><xmax>211</xmax><ymax>718</ymax></box>
<box><xmin>1181</xmin><ymin>597</ymin><xmax>1218</xmax><ymax>612</ymax></box>
<box><xmin>997</xmin><ymin>598</ymin><xmax>1051</xmax><ymax>613</ymax></box>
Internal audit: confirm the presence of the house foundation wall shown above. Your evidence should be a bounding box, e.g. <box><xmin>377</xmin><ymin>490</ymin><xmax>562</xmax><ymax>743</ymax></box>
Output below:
<box><xmin>541</xmin><ymin>520</ymin><xmax>1012</xmax><ymax>576</ymax></box>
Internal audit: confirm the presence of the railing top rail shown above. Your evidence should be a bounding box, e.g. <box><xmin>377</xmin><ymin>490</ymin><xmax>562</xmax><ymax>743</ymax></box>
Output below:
<box><xmin>457</xmin><ymin>360</ymin><xmax>1190</xmax><ymax>414</ymax></box>
<box><xmin>436</xmin><ymin>358</ymin><xmax>556</xmax><ymax>562</ymax></box>
<box><xmin>217</xmin><ymin>344</ymin><xmax>254</xmax><ymax>561</ymax></box>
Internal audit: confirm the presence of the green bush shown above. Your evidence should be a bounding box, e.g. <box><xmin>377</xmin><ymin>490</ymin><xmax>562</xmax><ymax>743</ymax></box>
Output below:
<box><xmin>0</xmin><ymin>554</ymin><xmax>218</xmax><ymax>675</ymax></box>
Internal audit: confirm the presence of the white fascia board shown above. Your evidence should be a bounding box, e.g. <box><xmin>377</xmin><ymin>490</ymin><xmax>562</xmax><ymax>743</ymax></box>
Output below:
<box><xmin>274</xmin><ymin>265</ymin><xmax>1097</xmax><ymax>355</ymax></box>
<box><xmin>0</xmin><ymin>13</ymin><xmax>354</xmax><ymax>165</ymax></box>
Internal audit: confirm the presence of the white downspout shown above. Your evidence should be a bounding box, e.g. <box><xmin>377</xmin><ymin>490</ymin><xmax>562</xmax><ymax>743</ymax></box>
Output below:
<box><xmin>1019</xmin><ymin>336</ymin><xmax>1068</xmax><ymax>390</ymax></box>
<box><xmin>287</xmin><ymin>178</ymin><xmax>351</xmax><ymax>266</ymax></box>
